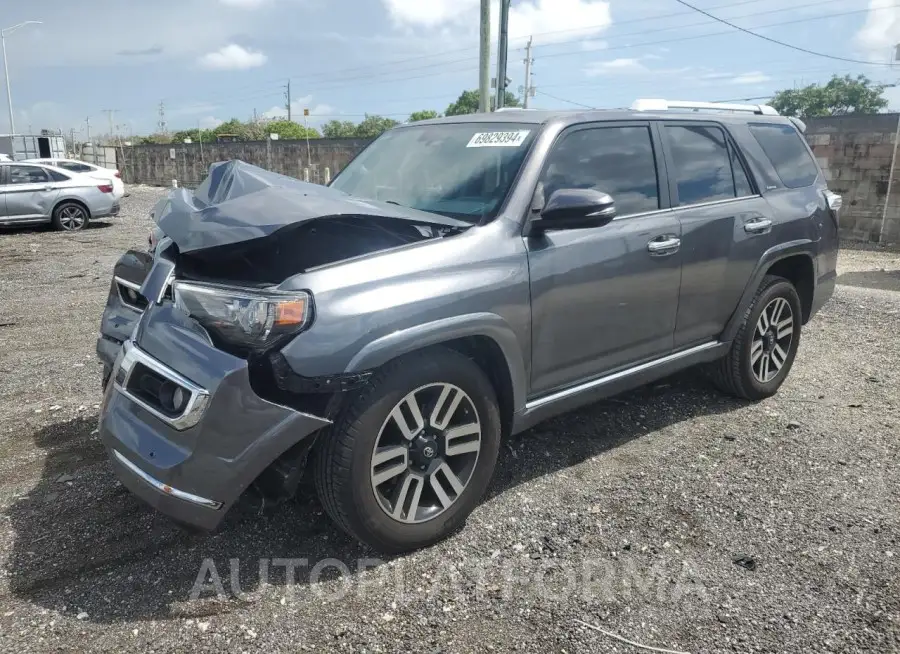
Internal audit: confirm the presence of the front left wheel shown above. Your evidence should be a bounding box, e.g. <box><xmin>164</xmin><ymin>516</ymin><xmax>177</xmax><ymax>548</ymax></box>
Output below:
<box><xmin>314</xmin><ymin>347</ymin><xmax>501</xmax><ymax>554</ymax></box>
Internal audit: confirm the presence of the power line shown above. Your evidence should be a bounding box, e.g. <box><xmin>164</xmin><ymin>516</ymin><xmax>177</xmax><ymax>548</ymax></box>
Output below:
<box><xmin>672</xmin><ymin>0</ymin><xmax>894</xmax><ymax>66</ymax></box>
<box><xmin>534</xmin><ymin>90</ymin><xmax>593</xmax><ymax>109</ymax></box>
<box><xmin>108</xmin><ymin>0</ymin><xmax>854</xmax><ymax>117</ymax></box>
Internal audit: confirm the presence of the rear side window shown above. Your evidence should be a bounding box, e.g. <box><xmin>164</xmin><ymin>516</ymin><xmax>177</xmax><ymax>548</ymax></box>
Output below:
<box><xmin>48</xmin><ymin>169</ymin><xmax>70</xmax><ymax>182</ymax></box>
<box><xmin>749</xmin><ymin>123</ymin><xmax>818</xmax><ymax>188</ymax></box>
<box><xmin>58</xmin><ymin>161</ymin><xmax>94</xmax><ymax>173</ymax></box>
<box><xmin>541</xmin><ymin>125</ymin><xmax>660</xmax><ymax>216</ymax></box>
<box><xmin>665</xmin><ymin>124</ymin><xmax>741</xmax><ymax>206</ymax></box>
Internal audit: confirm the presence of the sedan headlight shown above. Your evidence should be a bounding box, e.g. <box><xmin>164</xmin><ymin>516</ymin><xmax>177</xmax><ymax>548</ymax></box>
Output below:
<box><xmin>173</xmin><ymin>281</ymin><xmax>312</xmax><ymax>351</ymax></box>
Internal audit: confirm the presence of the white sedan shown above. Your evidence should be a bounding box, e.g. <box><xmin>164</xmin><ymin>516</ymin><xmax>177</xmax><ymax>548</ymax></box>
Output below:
<box><xmin>24</xmin><ymin>158</ymin><xmax>126</xmax><ymax>200</ymax></box>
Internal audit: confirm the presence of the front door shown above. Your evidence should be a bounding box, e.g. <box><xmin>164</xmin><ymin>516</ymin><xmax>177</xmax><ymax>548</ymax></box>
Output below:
<box><xmin>2</xmin><ymin>164</ymin><xmax>59</xmax><ymax>220</ymax></box>
<box><xmin>526</xmin><ymin>123</ymin><xmax>682</xmax><ymax>396</ymax></box>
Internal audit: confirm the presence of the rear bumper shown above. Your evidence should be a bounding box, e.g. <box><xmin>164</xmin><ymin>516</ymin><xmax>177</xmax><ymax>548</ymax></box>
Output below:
<box><xmin>100</xmin><ymin>329</ymin><xmax>331</xmax><ymax>530</ymax></box>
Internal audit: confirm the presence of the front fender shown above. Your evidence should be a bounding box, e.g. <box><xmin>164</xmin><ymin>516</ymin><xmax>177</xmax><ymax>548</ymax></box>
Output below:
<box><xmin>721</xmin><ymin>239</ymin><xmax>816</xmax><ymax>343</ymax></box>
<box><xmin>345</xmin><ymin>312</ymin><xmax>528</xmax><ymax>412</ymax></box>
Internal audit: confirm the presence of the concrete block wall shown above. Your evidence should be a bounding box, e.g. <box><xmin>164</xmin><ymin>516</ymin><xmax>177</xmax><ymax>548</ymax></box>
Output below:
<box><xmin>806</xmin><ymin>114</ymin><xmax>900</xmax><ymax>244</ymax></box>
<box><xmin>120</xmin><ymin>138</ymin><xmax>372</xmax><ymax>188</ymax></box>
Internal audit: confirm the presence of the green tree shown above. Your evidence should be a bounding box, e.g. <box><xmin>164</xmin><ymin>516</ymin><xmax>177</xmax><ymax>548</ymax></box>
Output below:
<box><xmin>354</xmin><ymin>114</ymin><xmax>400</xmax><ymax>138</ymax></box>
<box><xmin>445</xmin><ymin>89</ymin><xmax>521</xmax><ymax>115</ymax></box>
<box><xmin>409</xmin><ymin>109</ymin><xmax>441</xmax><ymax>122</ymax></box>
<box><xmin>770</xmin><ymin>74</ymin><xmax>888</xmax><ymax>118</ymax></box>
<box><xmin>265</xmin><ymin>119</ymin><xmax>320</xmax><ymax>139</ymax></box>
<box><xmin>322</xmin><ymin>120</ymin><xmax>359</xmax><ymax>138</ymax></box>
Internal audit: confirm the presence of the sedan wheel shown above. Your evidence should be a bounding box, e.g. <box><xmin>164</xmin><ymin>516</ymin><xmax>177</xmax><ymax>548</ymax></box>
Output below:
<box><xmin>52</xmin><ymin>203</ymin><xmax>89</xmax><ymax>231</ymax></box>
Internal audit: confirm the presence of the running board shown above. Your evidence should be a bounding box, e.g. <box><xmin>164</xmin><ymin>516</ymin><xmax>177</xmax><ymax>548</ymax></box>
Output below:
<box><xmin>513</xmin><ymin>341</ymin><xmax>727</xmax><ymax>434</ymax></box>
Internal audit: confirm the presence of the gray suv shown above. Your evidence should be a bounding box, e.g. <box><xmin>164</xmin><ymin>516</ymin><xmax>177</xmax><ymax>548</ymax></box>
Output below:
<box><xmin>96</xmin><ymin>100</ymin><xmax>839</xmax><ymax>553</ymax></box>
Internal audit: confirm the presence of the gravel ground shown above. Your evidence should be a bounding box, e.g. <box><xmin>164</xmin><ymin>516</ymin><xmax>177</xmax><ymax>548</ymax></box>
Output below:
<box><xmin>0</xmin><ymin>188</ymin><xmax>898</xmax><ymax>653</ymax></box>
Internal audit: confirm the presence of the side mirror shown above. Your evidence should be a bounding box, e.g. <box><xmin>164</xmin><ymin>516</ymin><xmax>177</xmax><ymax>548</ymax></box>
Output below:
<box><xmin>534</xmin><ymin>188</ymin><xmax>616</xmax><ymax>231</ymax></box>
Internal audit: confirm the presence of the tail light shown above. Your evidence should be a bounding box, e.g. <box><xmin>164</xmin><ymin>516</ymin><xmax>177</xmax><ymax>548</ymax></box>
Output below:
<box><xmin>98</xmin><ymin>184</ymin><xmax>114</xmax><ymax>193</ymax></box>
<box><xmin>114</xmin><ymin>171</ymin><xmax>121</xmax><ymax>179</ymax></box>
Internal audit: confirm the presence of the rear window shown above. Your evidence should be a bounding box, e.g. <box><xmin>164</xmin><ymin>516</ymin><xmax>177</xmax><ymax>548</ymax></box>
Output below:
<box><xmin>749</xmin><ymin>123</ymin><xmax>819</xmax><ymax>188</ymax></box>
<box><xmin>58</xmin><ymin>161</ymin><xmax>94</xmax><ymax>173</ymax></box>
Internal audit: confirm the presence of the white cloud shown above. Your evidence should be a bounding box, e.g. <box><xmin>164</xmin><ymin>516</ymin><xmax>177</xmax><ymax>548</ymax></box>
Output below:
<box><xmin>383</xmin><ymin>0</ymin><xmax>611</xmax><ymax>43</ymax></box>
<box><xmin>219</xmin><ymin>0</ymin><xmax>268</xmax><ymax>7</ymax></box>
<box><xmin>584</xmin><ymin>57</ymin><xmax>648</xmax><ymax>76</ymax></box>
<box><xmin>198</xmin><ymin>44</ymin><xmax>267</xmax><ymax>70</ymax></box>
<box><xmin>383</xmin><ymin>0</ymin><xmax>479</xmax><ymax>28</ymax></box>
<box><xmin>855</xmin><ymin>0</ymin><xmax>900</xmax><ymax>59</ymax></box>
<box><xmin>199</xmin><ymin>116</ymin><xmax>225</xmax><ymax>129</ymax></box>
<box><xmin>730</xmin><ymin>72</ymin><xmax>771</xmax><ymax>85</ymax></box>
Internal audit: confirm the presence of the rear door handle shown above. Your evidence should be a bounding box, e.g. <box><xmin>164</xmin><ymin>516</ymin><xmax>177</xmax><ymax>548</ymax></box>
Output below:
<box><xmin>647</xmin><ymin>236</ymin><xmax>681</xmax><ymax>255</ymax></box>
<box><xmin>744</xmin><ymin>219</ymin><xmax>773</xmax><ymax>234</ymax></box>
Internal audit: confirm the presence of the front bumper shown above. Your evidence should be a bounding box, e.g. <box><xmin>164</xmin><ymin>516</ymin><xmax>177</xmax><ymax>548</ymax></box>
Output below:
<box><xmin>100</xmin><ymin>327</ymin><xmax>331</xmax><ymax>530</ymax></box>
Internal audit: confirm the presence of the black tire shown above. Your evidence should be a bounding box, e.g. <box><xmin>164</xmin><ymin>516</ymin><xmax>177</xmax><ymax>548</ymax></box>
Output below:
<box><xmin>711</xmin><ymin>274</ymin><xmax>802</xmax><ymax>401</ymax></box>
<box><xmin>51</xmin><ymin>202</ymin><xmax>89</xmax><ymax>231</ymax></box>
<box><xmin>313</xmin><ymin>347</ymin><xmax>501</xmax><ymax>554</ymax></box>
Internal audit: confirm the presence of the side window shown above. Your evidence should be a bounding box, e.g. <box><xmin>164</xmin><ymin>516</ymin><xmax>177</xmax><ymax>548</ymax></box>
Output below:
<box><xmin>665</xmin><ymin>124</ymin><xmax>736</xmax><ymax>206</ymax></box>
<box><xmin>7</xmin><ymin>165</ymin><xmax>50</xmax><ymax>184</ymax></box>
<box><xmin>47</xmin><ymin>169</ymin><xmax>70</xmax><ymax>182</ymax></box>
<box><xmin>729</xmin><ymin>143</ymin><xmax>754</xmax><ymax>197</ymax></box>
<box><xmin>540</xmin><ymin>125</ymin><xmax>659</xmax><ymax>217</ymax></box>
<box><xmin>748</xmin><ymin>123</ymin><xmax>819</xmax><ymax>188</ymax></box>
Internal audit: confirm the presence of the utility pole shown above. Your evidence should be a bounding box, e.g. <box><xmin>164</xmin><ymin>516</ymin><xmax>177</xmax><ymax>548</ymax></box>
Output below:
<box><xmin>157</xmin><ymin>101</ymin><xmax>167</xmax><ymax>135</ymax></box>
<box><xmin>478</xmin><ymin>0</ymin><xmax>490</xmax><ymax>113</ymax></box>
<box><xmin>285</xmin><ymin>79</ymin><xmax>292</xmax><ymax>122</ymax></box>
<box><xmin>69</xmin><ymin>127</ymin><xmax>76</xmax><ymax>156</ymax></box>
<box><xmin>522</xmin><ymin>37</ymin><xmax>534</xmax><ymax>109</ymax></box>
<box><xmin>102</xmin><ymin>109</ymin><xmax>117</xmax><ymax>144</ymax></box>
<box><xmin>85</xmin><ymin>116</ymin><xmax>91</xmax><ymax>143</ymax></box>
<box><xmin>495</xmin><ymin>0</ymin><xmax>510</xmax><ymax>110</ymax></box>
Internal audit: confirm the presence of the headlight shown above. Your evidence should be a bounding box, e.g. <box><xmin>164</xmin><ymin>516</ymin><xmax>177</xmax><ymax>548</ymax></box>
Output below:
<box><xmin>173</xmin><ymin>281</ymin><xmax>312</xmax><ymax>351</ymax></box>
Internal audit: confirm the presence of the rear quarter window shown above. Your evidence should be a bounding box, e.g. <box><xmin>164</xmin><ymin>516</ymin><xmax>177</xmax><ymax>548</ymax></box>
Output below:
<box><xmin>748</xmin><ymin>123</ymin><xmax>819</xmax><ymax>188</ymax></box>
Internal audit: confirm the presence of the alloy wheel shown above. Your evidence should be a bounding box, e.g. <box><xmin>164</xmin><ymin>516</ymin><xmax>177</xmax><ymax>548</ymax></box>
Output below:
<box><xmin>750</xmin><ymin>297</ymin><xmax>794</xmax><ymax>383</ymax></box>
<box><xmin>370</xmin><ymin>383</ymin><xmax>481</xmax><ymax>524</ymax></box>
<box><xmin>59</xmin><ymin>206</ymin><xmax>86</xmax><ymax>230</ymax></box>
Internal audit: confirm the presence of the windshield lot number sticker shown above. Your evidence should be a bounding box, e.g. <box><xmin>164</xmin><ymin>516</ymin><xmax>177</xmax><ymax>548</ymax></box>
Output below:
<box><xmin>467</xmin><ymin>131</ymin><xmax>530</xmax><ymax>148</ymax></box>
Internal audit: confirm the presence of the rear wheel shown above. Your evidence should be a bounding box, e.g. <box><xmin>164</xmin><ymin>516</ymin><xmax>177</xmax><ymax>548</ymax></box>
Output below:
<box><xmin>314</xmin><ymin>347</ymin><xmax>501</xmax><ymax>553</ymax></box>
<box><xmin>711</xmin><ymin>275</ymin><xmax>802</xmax><ymax>400</ymax></box>
<box><xmin>51</xmin><ymin>202</ymin><xmax>89</xmax><ymax>231</ymax></box>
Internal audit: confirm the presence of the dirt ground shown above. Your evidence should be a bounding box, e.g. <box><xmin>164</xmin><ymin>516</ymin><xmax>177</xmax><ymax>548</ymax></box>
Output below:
<box><xmin>0</xmin><ymin>188</ymin><xmax>898</xmax><ymax>653</ymax></box>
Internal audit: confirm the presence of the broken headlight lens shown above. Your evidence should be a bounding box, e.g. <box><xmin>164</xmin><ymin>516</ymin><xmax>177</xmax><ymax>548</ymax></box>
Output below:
<box><xmin>172</xmin><ymin>281</ymin><xmax>312</xmax><ymax>351</ymax></box>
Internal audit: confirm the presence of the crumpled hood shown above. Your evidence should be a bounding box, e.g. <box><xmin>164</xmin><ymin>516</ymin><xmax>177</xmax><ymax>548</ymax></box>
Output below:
<box><xmin>156</xmin><ymin>160</ymin><xmax>469</xmax><ymax>253</ymax></box>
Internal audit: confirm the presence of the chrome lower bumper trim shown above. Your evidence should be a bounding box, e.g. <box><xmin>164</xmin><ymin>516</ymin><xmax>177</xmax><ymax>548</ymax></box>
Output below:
<box><xmin>112</xmin><ymin>449</ymin><xmax>222</xmax><ymax>510</ymax></box>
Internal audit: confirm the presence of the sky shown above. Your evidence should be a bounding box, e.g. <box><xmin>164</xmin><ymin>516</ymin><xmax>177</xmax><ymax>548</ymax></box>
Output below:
<box><xmin>1</xmin><ymin>0</ymin><xmax>899</xmax><ymax>138</ymax></box>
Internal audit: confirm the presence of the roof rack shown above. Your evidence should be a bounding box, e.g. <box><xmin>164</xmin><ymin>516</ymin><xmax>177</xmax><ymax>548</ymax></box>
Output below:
<box><xmin>631</xmin><ymin>98</ymin><xmax>779</xmax><ymax>116</ymax></box>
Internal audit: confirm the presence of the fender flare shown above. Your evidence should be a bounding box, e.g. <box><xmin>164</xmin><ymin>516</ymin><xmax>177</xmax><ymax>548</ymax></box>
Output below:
<box><xmin>345</xmin><ymin>312</ymin><xmax>528</xmax><ymax>412</ymax></box>
<box><xmin>721</xmin><ymin>239</ymin><xmax>816</xmax><ymax>343</ymax></box>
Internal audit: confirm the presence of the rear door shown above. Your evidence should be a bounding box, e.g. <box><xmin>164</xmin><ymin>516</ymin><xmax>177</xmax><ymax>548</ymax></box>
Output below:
<box><xmin>659</xmin><ymin>121</ymin><xmax>775</xmax><ymax>348</ymax></box>
<box><xmin>2</xmin><ymin>164</ymin><xmax>61</xmax><ymax>220</ymax></box>
<box><xmin>526</xmin><ymin>122</ymin><xmax>682</xmax><ymax>395</ymax></box>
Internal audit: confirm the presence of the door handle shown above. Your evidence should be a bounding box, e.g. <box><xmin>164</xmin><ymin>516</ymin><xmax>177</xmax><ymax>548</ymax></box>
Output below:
<box><xmin>744</xmin><ymin>219</ymin><xmax>772</xmax><ymax>234</ymax></box>
<box><xmin>43</xmin><ymin>185</ymin><xmax>54</xmax><ymax>191</ymax></box>
<box><xmin>647</xmin><ymin>236</ymin><xmax>681</xmax><ymax>255</ymax></box>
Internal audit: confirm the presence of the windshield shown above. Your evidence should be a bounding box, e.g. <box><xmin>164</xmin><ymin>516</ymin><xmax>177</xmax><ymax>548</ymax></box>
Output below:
<box><xmin>329</xmin><ymin>122</ymin><xmax>538</xmax><ymax>223</ymax></box>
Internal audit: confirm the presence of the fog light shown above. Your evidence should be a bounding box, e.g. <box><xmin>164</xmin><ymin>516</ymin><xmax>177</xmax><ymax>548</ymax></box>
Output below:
<box><xmin>125</xmin><ymin>287</ymin><xmax>139</xmax><ymax>303</ymax></box>
<box><xmin>159</xmin><ymin>381</ymin><xmax>188</xmax><ymax>413</ymax></box>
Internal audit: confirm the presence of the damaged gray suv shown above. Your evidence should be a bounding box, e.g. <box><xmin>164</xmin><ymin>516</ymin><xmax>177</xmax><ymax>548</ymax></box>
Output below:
<box><xmin>97</xmin><ymin>100</ymin><xmax>840</xmax><ymax>553</ymax></box>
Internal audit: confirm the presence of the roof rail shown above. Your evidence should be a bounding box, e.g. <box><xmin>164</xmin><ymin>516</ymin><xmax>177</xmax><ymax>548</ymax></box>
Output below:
<box><xmin>631</xmin><ymin>98</ymin><xmax>779</xmax><ymax>116</ymax></box>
